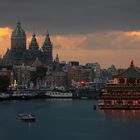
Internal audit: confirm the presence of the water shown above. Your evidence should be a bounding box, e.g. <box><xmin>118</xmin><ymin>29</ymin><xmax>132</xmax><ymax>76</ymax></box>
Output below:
<box><xmin>0</xmin><ymin>99</ymin><xmax>140</xmax><ymax>140</ymax></box>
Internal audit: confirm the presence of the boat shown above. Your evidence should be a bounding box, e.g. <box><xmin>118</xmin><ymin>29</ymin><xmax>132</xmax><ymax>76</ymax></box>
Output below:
<box><xmin>0</xmin><ymin>92</ymin><xmax>11</xmax><ymax>100</ymax></box>
<box><xmin>76</xmin><ymin>86</ymin><xmax>100</xmax><ymax>99</ymax></box>
<box><xmin>45</xmin><ymin>90</ymin><xmax>73</xmax><ymax>98</ymax></box>
<box><xmin>12</xmin><ymin>91</ymin><xmax>37</xmax><ymax>100</ymax></box>
<box><xmin>17</xmin><ymin>113</ymin><xmax>36</xmax><ymax>122</ymax></box>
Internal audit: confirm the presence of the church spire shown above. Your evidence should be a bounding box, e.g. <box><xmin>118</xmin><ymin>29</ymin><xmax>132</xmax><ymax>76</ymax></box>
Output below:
<box><xmin>42</xmin><ymin>32</ymin><xmax>52</xmax><ymax>48</ymax></box>
<box><xmin>16</xmin><ymin>16</ymin><xmax>22</xmax><ymax>31</ymax></box>
<box><xmin>17</xmin><ymin>16</ymin><xmax>21</xmax><ymax>25</ymax></box>
<box><xmin>42</xmin><ymin>32</ymin><xmax>53</xmax><ymax>65</ymax></box>
<box><xmin>130</xmin><ymin>60</ymin><xmax>135</xmax><ymax>67</ymax></box>
<box><xmin>29</xmin><ymin>34</ymin><xmax>39</xmax><ymax>50</ymax></box>
<box><xmin>42</xmin><ymin>32</ymin><xmax>53</xmax><ymax>53</ymax></box>
<box><xmin>55</xmin><ymin>53</ymin><xmax>59</xmax><ymax>63</ymax></box>
<box><xmin>54</xmin><ymin>53</ymin><xmax>60</xmax><ymax>71</ymax></box>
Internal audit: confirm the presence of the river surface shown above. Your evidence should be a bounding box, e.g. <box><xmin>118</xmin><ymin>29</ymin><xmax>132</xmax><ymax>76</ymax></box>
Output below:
<box><xmin>0</xmin><ymin>99</ymin><xmax>140</xmax><ymax>140</ymax></box>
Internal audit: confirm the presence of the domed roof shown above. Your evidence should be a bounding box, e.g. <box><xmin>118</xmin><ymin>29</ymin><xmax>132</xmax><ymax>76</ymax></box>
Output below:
<box><xmin>11</xmin><ymin>22</ymin><xmax>26</xmax><ymax>38</ymax></box>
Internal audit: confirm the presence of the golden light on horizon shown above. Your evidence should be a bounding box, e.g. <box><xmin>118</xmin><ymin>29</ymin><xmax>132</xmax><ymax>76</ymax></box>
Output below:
<box><xmin>0</xmin><ymin>27</ymin><xmax>12</xmax><ymax>36</ymax></box>
<box><xmin>0</xmin><ymin>27</ymin><xmax>12</xmax><ymax>55</ymax></box>
<box><xmin>124</xmin><ymin>31</ymin><xmax>140</xmax><ymax>37</ymax></box>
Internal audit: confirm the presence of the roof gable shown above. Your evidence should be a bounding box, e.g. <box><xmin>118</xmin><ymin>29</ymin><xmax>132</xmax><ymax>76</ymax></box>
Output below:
<box><xmin>119</xmin><ymin>67</ymin><xmax>140</xmax><ymax>78</ymax></box>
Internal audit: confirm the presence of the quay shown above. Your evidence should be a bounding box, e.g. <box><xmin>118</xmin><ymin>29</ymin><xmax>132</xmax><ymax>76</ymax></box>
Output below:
<box><xmin>0</xmin><ymin>86</ymin><xmax>100</xmax><ymax>101</ymax></box>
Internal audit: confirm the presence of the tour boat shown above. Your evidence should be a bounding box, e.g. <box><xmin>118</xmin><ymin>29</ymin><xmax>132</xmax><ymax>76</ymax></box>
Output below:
<box><xmin>45</xmin><ymin>90</ymin><xmax>73</xmax><ymax>98</ymax></box>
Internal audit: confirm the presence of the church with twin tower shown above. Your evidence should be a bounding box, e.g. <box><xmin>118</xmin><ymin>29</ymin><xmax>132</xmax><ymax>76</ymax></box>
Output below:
<box><xmin>2</xmin><ymin>20</ymin><xmax>53</xmax><ymax>66</ymax></box>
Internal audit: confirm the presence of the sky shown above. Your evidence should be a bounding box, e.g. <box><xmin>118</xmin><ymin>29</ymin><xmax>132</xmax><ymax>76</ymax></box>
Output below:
<box><xmin>0</xmin><ymin>0</ymin><xmax>140</xmax><ymax>68</ymax></box>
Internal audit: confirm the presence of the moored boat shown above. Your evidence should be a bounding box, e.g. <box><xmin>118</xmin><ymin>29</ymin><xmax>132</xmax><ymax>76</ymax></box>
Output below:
<box><xmin>12</xmin><ymin>91</ymin><xmax>37</xmax><ymax>100</ymax></box>
<box><xmin>45</xmin><ymin>90</ymin><xmax>73</xmax><ymax>98</ymax></box>
<box><xmin>0</xmin><ymin>92</ymin><xmax>11</xmax><ymax>100</ymax></box>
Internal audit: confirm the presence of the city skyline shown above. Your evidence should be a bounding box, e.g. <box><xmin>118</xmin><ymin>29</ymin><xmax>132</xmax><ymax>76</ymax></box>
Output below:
<box><xmin>0</xmin><ymin>0</ymin><xmax>140</xmax><ymax>68</ymax></box>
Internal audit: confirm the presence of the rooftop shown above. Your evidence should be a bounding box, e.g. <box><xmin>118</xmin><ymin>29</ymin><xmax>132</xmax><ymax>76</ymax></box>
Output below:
<box><xmin>118</xmin><ymin>60</ymin><xmax>140</xmax><ymax>78</ymax></box>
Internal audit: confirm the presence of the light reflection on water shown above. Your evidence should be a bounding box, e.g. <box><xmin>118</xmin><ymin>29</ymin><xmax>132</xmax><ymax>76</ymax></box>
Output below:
<box><xmin>99</xmin><ymin>110</ymin><xmax>140</xmax><ymax>124</ymax></box>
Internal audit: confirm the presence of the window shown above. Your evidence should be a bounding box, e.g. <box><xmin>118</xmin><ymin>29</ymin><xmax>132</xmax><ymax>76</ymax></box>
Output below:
<box><xmin>119</xmin><ymin>78</ymin><xmax>125</xmax><ymax>84</ymax></box>
<box><xmin>128</xmin><ymin>78</ymin><xmax>136</xmax><ymax>84</ymax></box>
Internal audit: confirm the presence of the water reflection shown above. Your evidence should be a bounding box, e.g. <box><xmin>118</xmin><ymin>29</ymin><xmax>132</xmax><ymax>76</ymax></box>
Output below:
<box><xmin>99</xmin><ymin>110</ymin><xmax>140</xmax><ymax>124</ymax></box>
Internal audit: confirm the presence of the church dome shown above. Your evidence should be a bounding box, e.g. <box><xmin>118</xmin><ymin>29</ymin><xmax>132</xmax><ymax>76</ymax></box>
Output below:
<box><xmin>11</xmin><ymin>21</ymin><xmax>26</xmax><ymax>49</ymax></box>
<box><xmin>11</xmin><ymin>22</ymin><xmax>26</xmax><ymax>39</ymax></box>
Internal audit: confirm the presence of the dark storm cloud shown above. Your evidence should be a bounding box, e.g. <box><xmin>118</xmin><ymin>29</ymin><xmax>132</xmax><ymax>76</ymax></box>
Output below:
<box><xmin>0</xmin><ymin>0</ymin><xmax>140</xmax><ymax>34</ymax></box>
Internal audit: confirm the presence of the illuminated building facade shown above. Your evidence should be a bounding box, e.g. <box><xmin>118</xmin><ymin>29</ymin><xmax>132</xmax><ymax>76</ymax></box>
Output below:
<box><xmin>99</xmin><ymin>60</ymin><xmax>140</xmax><ymax>109</ymax></box>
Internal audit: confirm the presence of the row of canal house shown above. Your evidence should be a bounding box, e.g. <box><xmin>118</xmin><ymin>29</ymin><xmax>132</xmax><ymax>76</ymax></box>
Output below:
<box><xmin>98</xmin><ymin>60</ymin><xmax>140</xmax><ymax>109</ymax></box>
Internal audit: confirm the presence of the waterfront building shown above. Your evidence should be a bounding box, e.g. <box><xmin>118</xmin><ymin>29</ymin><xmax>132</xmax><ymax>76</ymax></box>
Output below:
<box><xmin>98</xmin><ymin>60</ymin><xmax>140</xmax><ymax>109</ymax></box>
<box><xmin>52</xmin><ymin>71</ymin><xmax>67</xmax><ymax>87</ymax></box>
<box><xmin>67</xmin><ymin>66</ymin><xmax>82</xmax><ymax>86</ymax></box>
<box><xmin>66</xmin><ymin>65</ymin><xmax>93</xmax><ymax>86</ymax></box>
<box><xmin>13</xmin><ymin>64</ymin><xmax>36</xmax><ymax>89</ymax></box>
<box><xmin>85</xmin><ymin>62</ymin><xmax>102</xmax><ymax>83</ymax></box>
<box><xmin>85</xmin><ymin>62</ymin><xmax>101</xmax><ymax>77</ymax></box>
<box><xmin>106</xmin><ymin>65</ymin><xmax>117</xmax><ymax>80</ymax></box>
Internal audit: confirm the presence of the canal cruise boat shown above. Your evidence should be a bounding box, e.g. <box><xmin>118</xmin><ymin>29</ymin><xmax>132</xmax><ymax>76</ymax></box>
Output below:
<box><xmin>98</xmin><ymin>60</ymin><xmax>140</xmax><ymax>110</ymax></box>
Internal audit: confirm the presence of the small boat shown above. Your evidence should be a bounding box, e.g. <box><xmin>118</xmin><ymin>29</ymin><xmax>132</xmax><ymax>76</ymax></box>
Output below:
<box><xmin>21</xmin><ymin>114</ymin><xmax>36</xmax><ymax>122</ymax></box>
<box><xmin>17</xmin><ymin>113</ymin><xmax>36</xmax><ymax>122</ymax></box>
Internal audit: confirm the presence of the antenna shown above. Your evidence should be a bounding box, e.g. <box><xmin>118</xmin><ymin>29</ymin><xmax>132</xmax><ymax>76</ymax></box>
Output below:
<box><xmin>17</xmin><ymin>16</ymin><xmax>20</xmax><ymax>23</ymax></box>
<box><xmin>47</xmin><ymin>29</ymin><xmax>49</xmax><ymax>35</ymax></box>
<box><xmin>33</xmin><ymin>29</ymin><xmax>36</xmax><ymax>36</ymax></box>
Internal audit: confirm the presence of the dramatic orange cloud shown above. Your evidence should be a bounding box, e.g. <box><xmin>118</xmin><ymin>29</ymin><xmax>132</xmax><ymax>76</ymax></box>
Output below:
<box><xmin>51</xmin><ymin>32</ymin><xmax>140</xmax><ymax>68</ymax></box>
<box><xmin>0</xmin><ymin>27</ymin><xmax>12</xmax><ymax>36</ymax></box>
<box><xmin>55</xmin><ymin>32</ymin><xmax>140</xmax><ymax>68</ymax></box>
<box><xmin>124</xmin><ymin>31</ymin><xmax>140</xmax><ymax>37</ymax></box>
<box><xmin>0</xmin><ymin>27</ymin><xmax>12</xmax><ymax>56</ymax></box>
<box><xmin>52</xmin><ymin>35</ymin><xmax>87</xmax><ymax>50</ymax></box>
<box><xmin>1</xmin><ymin>27</ymin><xmax>140</xmax><ymax>68</ymax></box>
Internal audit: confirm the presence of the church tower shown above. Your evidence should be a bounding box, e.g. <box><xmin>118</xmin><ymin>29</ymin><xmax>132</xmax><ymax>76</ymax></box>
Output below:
<box><xmin>29</xmin><ymin>34</ymin><xmax>39</xmax><ymax>50</ymax></box>
<box><xmin>11</xmin><ymin>20</ymin><xmax>26</xmax><ymax>50</ymax></box>
<box><xmin>2</xmin><ymin>20</ymin><xmax>27</xmax><ymax>65</ymax></box>
<box><xmin>42</xmin><ymin>33</ymin><xmax>53</xmax><ymax>65</ymax></box>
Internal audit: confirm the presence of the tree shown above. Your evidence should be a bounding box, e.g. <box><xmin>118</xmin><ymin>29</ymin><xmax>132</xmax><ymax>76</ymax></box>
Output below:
<box><xmin>0</xmin><ymin>76</ymin><xmax>10</xmax><ymax>91</ymax></box>
<box><xmin>36</xmin><ymin>66</ymin><xmax>47</xmax><ymax>80</ymax></box>
<box><xmin>30</xmin><ymin>66</ymin><xmax>48</xmax><ymax>85</ymax></box>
